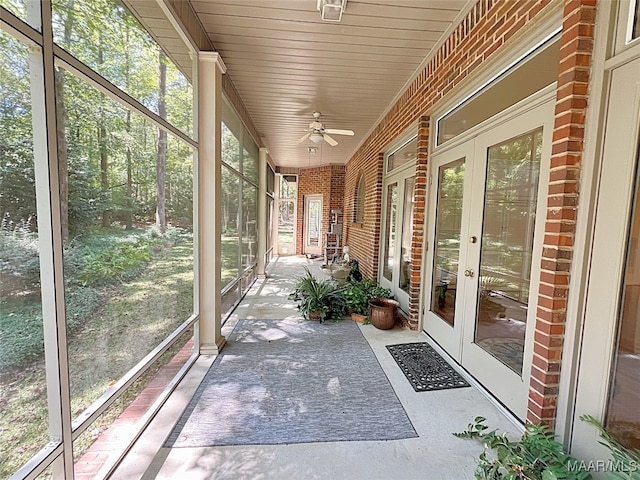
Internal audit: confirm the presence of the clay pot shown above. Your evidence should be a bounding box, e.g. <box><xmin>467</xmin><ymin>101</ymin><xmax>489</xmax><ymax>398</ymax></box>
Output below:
<box><xmin>368</xmin><ymin>298</ymin><xmax>399</xmax><ymax>330</ymax></box>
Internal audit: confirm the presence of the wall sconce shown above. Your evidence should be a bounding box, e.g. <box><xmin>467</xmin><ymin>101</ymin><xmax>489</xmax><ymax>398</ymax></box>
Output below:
<box><xmin>317</xmin><ymin>0</ymin><xmax>347</xmax><ymax>22</ymax></box>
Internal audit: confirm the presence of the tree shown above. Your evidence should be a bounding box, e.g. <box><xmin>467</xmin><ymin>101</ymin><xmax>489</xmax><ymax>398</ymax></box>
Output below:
<box><xmin>54</xmin><ymin>0</ymin><xmax>75</xmax><ymax>243</ymax></box>
<box><xmin>155</xmin><ymin>50</ymin><xmax>167</xmax><ymax>234</ymax></box>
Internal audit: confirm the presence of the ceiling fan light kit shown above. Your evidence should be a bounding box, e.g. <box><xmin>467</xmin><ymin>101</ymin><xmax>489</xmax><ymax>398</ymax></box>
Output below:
<box><xmin>317</xmin><ymin>0</ymin><xmax>347</xmax><ymax>22</ymax></box>
<box><xmin>298</xmin><ymin>111</ymin><xmax>354</xmax><ymax>147</ymax></box>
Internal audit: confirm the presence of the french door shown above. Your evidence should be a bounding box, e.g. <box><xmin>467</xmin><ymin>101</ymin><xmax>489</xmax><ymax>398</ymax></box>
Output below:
<box><xmin>424</xmin><ymin>98</ymin><xmax>554</xmax><ymax>419</ymax></box>
<box><xmin>303</xmin><ymin>194</ymin><xmax>322</xmax><ymax>255</ymax></box>
<box><xmin>380</xmin><ymin>166</ymin><xmax>416</xmax><ymax>312</ymax></box>
<box><xmin>571</xmin><ymin>58</ymin><xmax>640</xmax><ymax>460</ymax></box>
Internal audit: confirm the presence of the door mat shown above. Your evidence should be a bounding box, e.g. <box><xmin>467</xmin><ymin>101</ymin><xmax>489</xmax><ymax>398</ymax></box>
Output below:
<box><xmin>386</xmin><ymin>342</ymin><xmax>470</xmax><ymax>392</ymax></box>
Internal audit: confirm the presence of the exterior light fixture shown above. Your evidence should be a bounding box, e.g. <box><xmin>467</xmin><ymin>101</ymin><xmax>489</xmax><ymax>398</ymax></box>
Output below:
<box><xmin>317</xmin><ymin>0</ymin><xmax>347</xmax><ymax>22</ymax></box>
<box><xmin>309</xmin><ymin>133</ymin><xmax>324</xmax><ymax>143</ymax></box>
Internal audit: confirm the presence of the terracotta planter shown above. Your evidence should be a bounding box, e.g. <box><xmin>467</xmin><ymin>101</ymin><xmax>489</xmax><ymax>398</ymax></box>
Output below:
<box><xmin>368</xmin><ymin>298</ymin><xmax>399</xmax><ymax>330</ymax></box>
<box><xmin>350</xmin><ymin>312</ymin><xmax>367</xmax><ymax>323</ymax></box>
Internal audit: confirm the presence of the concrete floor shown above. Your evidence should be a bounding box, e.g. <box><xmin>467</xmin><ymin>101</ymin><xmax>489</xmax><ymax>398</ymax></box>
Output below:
<box><xmin>111</xmin><ymin>256</ymin><xmax>522</xmax><ymax>480</ymax></box>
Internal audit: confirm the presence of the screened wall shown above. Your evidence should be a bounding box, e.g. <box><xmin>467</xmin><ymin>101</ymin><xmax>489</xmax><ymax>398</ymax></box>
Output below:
<box><xmin>220</xmin><ymin>100</ymin><xmax>260</xmax><ymax>319</ymax></box>
<box><xmin>0</xmin><ymin>1</ymin><xmax>200</xmax><ymax>477</ymax></box>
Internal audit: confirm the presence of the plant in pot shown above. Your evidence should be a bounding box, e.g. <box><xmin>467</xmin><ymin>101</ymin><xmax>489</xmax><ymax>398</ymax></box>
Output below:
<box><xmin>343</xmin><ymin>279</ymin><xmax>392</xmax><ymax>323</ymax></box>
<box><xmin>288</xmin><ymin>267</ymin><xmax>346</xmax><ymax>323</ymax></box>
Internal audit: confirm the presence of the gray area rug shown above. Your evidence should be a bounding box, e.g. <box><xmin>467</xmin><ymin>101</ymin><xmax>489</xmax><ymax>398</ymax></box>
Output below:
<box><xmin>165</xmin><ymin>318</ymin><xmax>417</xmax><ymax>447</ymax></box>
<box><xmin>386</xmin><ymin>342</ymin><xmax>470</xmax><ymax>392</ymax></box>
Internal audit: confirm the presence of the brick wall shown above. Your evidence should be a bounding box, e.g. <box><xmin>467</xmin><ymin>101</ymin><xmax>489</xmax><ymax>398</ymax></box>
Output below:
<box><xmin>341</xmin><ymin>0</ymin><xmax>595</xmax><ymax>427</ymax></box>
<box><xmin>527</xmin><ymin>0</ymin><xmax>596</xmax><ymax>428</ymax></box>
<box><xmin>344</xmin><ymin>0</ymin><xmax>555</xmax><ymax>321</ymax></box>
<box><xmin>297</xmin><ymin>165</ymin><xmax>346</xmax><ymax>255</ymax></box>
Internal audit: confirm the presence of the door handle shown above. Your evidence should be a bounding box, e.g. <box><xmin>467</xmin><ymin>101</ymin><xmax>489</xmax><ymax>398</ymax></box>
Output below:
<box><xmin>464</xmin><ymin>269</ymin><xmax>475</xmax><ymax>277</ymax></box>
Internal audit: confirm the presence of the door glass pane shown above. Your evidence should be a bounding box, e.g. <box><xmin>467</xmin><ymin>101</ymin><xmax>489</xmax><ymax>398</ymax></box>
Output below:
<box><xmin>437</xmin><ymin>39</ymin><xmax>559</xmax><ymax>145</ymax></box>
<box><xmin>307</xmin><ymin>198</ymin><xmax>321</xmax><ymax>248</ymax></box>
<box><xmin>605</xmin><ymin>144</ymin><xmax>640</xmax><ymax>450</ymax></box>
<box><xmin>431</xmin><ymin>160</ymin><xmax>465</xmax><ymax>325</ymax></box>
<box><xmin>387</xmin><ymin>136</ymin><xmax>417</xmax><ymax>172</ymax></box>
<box><xmin>399</xmin><ymin>177</ymin><xmax>415</xmax><ymax>293</ymax></box>
<box><xmin>475</xmin><ymin>129</ymin><xmax>542</xmax><ymax>374</ymax></box>
<box><xmin>382</xmin><ymin>183</ymin><xmax>398</xmax><ymax>281</ymax></box>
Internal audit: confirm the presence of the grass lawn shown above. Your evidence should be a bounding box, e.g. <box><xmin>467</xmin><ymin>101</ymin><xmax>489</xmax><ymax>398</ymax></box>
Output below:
<box><xmin>0</xmin><ymin>239</ymin><xmax>194</xmax><ymax>477</ymax></box>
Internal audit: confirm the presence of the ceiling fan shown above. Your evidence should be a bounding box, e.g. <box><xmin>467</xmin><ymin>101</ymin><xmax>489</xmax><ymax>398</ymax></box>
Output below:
<box><xmin>297</xmin><ymin>112</ymin><xmax>354</xmax><ymax>146</ymax></box>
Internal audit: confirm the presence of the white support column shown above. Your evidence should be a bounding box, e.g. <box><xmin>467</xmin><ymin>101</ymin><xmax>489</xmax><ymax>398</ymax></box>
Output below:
<box><xmin>197</xmin><ymin>51</ymin><xmax>227</xmax><ymax>355</ymax></box>
<box><xmin>257</xmin><ymin>147</ymin><xmax>268</xmax><ymax>277</ymax></box>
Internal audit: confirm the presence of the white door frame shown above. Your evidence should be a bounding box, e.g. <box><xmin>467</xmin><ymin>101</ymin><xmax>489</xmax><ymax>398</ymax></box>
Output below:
<box><xmin>379</xmin><ymin>165</ymin><xmax>416</xmax><ymax>312</ymax></box>
<box><xmin>422</xmin><ymin>96</ymin><xmax>554</xmax><ymax>420</ymax></box>
<box><xmin>303</xmin><ymin>194</ymin><xmax>323</xmax><ymax>255</ymax></box>
<box><xmin>570</xmin><ymin>57</ymin><xmax>640</xmax><ymax>461</ymax></box>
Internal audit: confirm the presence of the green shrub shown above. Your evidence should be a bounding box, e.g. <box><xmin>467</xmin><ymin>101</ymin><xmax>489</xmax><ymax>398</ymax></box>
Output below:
<box><xmin>0</xmin><ymin>218</ymin><xmax>40</xmax><ymax>286</ymax></box>
<box><xmin>0</xmin><ymin>286</ymin><xmax>99</xmax><ymax>371</ymax></box>
<box><xmin>288</xmin><ymin>268</ymin><xmax>346</xmax><ymax>323</ymax></box>
<box><xmin>343</xmin><ymin>279</ymin><xmax>392</xmax><ymax>316</ymax></box>
<box><xmin>454</xmin><ymin>416</ymin><xmax>591</xmax><ymax>480</ymax></box>
<box><xmin>77</xmin><ymin>241</ymin><xmax>152</xmax><ymax>286</ymax></box>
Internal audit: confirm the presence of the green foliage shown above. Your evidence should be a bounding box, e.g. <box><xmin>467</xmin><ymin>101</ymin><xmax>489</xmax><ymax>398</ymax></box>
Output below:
<box><xmin>0</xmin><ymin>286</ymin><xmax>99</xmax><ymax>372</ymax></box>
<box><xmin>0</xmin><ymin>217</ymin><xmax>40</xmax><ymax>286</ymax></box>
<box><xmin>288</xmin><ymin>268</ymin><xmax>346</xmax><ymax>323</ymax></box>
<box><xmin>581</xmin><ymin>415</ymin><xmax>640</xmax><ymax>479</ymax></box>
<box><xmin>454</xmin><ymin>416</ymin><xmax>591</xmax><ymax>480</ymax></box>
<box><xmin>343</xmin><ymin>279</ymin><xmax>392</xmax><ymax>316</ymax></box>
<box><xmin>77</xmin><ymin>240</ymin><xmax>152</xmax><ymax>285</ymax></box>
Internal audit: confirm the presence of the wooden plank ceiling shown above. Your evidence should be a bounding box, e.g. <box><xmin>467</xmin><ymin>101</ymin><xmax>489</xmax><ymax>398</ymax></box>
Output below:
<box><xmin>135</xmin><ymin>0</ymin><xmax>471</xmax><ymax>168</ymax></box>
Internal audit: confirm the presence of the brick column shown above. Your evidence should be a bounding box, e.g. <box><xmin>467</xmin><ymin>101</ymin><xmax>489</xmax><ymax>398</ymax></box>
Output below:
<box><xmin>527</xmin><ymin>0</ymin><xmax>596</xmax><ymax>427</ymax></box>
<box><xmin>407</xmin><ymin>116</ymin><xmax>430</xmax><ymax>329</ymax></box>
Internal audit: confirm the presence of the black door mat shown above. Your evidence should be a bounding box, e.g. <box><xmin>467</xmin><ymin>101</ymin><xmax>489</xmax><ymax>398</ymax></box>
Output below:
<box><xmin>386</xmin><ymin>342</ymin><xmax>470</xmax><ymax>392</ymax></box>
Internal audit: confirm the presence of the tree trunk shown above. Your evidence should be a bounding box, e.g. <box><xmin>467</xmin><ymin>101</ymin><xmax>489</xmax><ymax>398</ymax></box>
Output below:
<box><xmin>55</xmin><ymin>0</ymin><xmax>75</xmax><ymax>243</ymax></box>
<box><xmin>156</xmin><ymin>50</ymin><xmax>167</xmax><ymax>234</ymax></box>
<box><xmin>97</xmin><ymin>34</ymin><xmax>110</xmax><ymax>228</ymax></box>
<box><xmin>126</xmin><ymin>110</ymin><xmax>133</xmax><ymax>230</ymax></box>
<box><xmin>99</xmin><ymin>122</ymin><xmax>110</xmax><ymax>227</ymax></box>
<box><xmin>55</xmin><ymin>67</ymin><xmax>70</xmax><ymax>243</ymax></box>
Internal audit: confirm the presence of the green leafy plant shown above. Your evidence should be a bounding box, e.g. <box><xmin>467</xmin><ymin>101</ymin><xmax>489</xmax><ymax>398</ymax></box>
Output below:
<box><xmin>288</xmin><ymin>267</ymin><xmax>346</xmax><ymax>323</ymax></box>
<box><xmin>343</xmin><ymin>279</ymin><xmax>392</xmax><ymax>316</ymax></box>
<box><xmin>77</xmin><ymin>240</ymin><xmax>152</xmax><ymax>286</ymax></box>
<box><xmin>581</xmin><ymin>415</ymin><xmax>640</xmax><ymax>479</ymax></box>
<box><xmin>454</xmin><ymin>416</ymin><xmax>591</xmax><ymax>480</ymax></box>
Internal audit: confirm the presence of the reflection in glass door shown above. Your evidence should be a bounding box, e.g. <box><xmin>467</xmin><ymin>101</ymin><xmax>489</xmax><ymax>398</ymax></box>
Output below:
<box><xmin>304</xmin><ymin>194</ymin><xmax>322</xmax><ymax>255</ymax></box>
<box><xmin>606</xmin><ymin>169</ymin><xmax>640</xmax><ymax>450</ymax></box>
<box><xmin>474</xmin><ymin>129</ymin><xmax>542</xmax><ymax>375</ymax></box>
<box><xmin>399</xmin><ymin>178</ymin><xmax>415</xmax><ymax>294</ymax></box>
<box><xmin>431</xmin><ymin>160</ymin><xmax>465</xmax><ymax>326</ymax></box>
<box><xmin>382</xmin><ymin>183</ymin><xmax>398</xmax><ymax>282</ymax></box>
<box><xmin>380</xmin><ymin>167</ymin><xmax>416</xmax><ymax>311</ymax></box>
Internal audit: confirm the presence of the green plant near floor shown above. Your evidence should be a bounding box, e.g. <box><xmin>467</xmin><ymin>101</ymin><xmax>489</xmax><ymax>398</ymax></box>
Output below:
<box><xmin>343</xmin><ymin>279</ymin><xmax>392</xmax><ymax>316</ymax></box>
<box><xmin>581</xmin><ymin>415</ymin><xmax>640</xmax><ymax>479</ymax></box>
<box><xmin>288</xmin><ymin>267</ymin><xmax>346</xmax><ymax>323</ymax></box>
<box><xmin>454</xmin><ymin>416</ymin><xmax>592</xmax><ymax>480</ymax></box>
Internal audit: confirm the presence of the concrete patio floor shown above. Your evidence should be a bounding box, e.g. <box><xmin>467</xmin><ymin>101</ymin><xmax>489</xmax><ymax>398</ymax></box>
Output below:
<box><xmin>111</xmin><ymin>256</ymin><xmax>522</xmax><ymax>480</ymax></box>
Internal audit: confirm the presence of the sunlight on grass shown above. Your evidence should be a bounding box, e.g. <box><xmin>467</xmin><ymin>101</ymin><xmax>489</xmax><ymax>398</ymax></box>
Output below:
<box><xmin>0</xmin><ymin>236</ymin><xmax>195</xmax><ymax>476</ymax></box>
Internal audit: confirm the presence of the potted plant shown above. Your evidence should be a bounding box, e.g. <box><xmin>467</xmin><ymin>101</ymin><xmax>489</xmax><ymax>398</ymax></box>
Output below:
<box><xmin>288</xmin><ymin>267</ymin><xmax>346</xmax><ymax>323</ymax></box>
<box><xmin>343</xmin><ymin>279</ymin><xmax>392</xmax><ymax>323</ymax></box>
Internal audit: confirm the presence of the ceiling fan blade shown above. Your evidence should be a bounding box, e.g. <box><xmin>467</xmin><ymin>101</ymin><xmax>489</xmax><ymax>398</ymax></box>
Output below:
<box><xmin>323</xmin><ymin>134</ymin><xmax>339</xmax><ymax>146</ymax></box>
<box><xmin>324</xmin><ymin>128</ymin><xmax>354</xmax><ymax>136</ymax></box>
<box><xmin>297</xmin><ymin>132</ymin><xmax>311</xmax><ymax>144</ymax></box>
